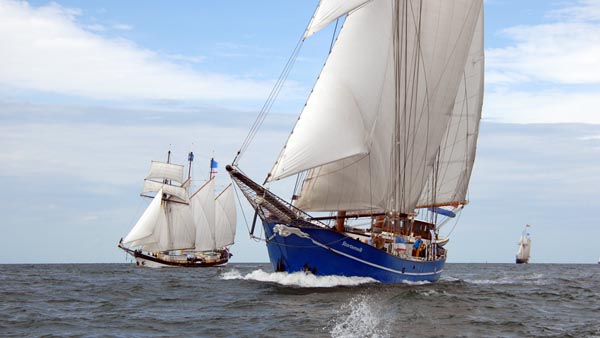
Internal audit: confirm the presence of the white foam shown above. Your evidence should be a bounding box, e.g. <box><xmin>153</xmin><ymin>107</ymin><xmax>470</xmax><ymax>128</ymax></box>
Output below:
<box><xmin>400</xmin><ymin>280</ymin><xmax>431</xmax><ymax>286</ymax></box>
<box><xmin>221</xmin><ymin>269</ymin><xmax>377</xmax><ymax>288</ymax></box>
<box><xmin>466</xmin><ymin>273</ymin><xmax>546</xmax><ymax>285</ymax></box>
<box><xmin>330</xmin><ymin>294</ymin><xmax>391</xmax><ymax>338</ymax></box>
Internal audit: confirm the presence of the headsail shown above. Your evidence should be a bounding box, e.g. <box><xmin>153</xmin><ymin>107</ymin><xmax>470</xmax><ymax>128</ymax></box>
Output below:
<box><xmin>304</xmin><ymin>0</ymin><xmax>373</xmax><ymax>38</ymax></box>
<box><xmin>271</xmin><ymin>0</ymin><xmax>483</xmax><ymax>214</ymax></box>
<box><xmin>123</xmin><ymin>189</ymin><xmax>169</xmax><ymax>252</ymax></box>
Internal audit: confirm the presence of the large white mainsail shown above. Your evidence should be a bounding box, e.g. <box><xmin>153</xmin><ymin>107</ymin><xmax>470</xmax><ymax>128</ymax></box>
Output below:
<box><xmin>417</xmin><ymin>6</ymin><xmax>485</xmax><ymax>208</ymax></box>
<box><xmin>214</xmin><ymin>184</ymin><xmax>237</xmax><ymax>248</ymax></box>
<box><xmin>270</xmin><ymin>0</ymin><xmax>483</xmax><ymax>214</ymax></box>
<box><xmin>190</xmin><ymin>178</ymin><xmax>216</xmax><ymax>251</ymax></box>
<box><xmin>166</xmin><ymin>202</ymin><xmax>196</xmax><ymax>250</ymax></box>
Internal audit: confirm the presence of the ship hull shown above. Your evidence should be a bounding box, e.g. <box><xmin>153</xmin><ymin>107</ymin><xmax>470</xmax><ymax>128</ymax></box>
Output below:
<box><xmin>262</xmin><ymin>221</ymin><xmax>445</xmax><ymax>283</ymax></box>
<box><xmin>119</xmin><ymin>244</ymin><xmax>229</xmax><ymax>268</ymax></box>
<box><xmin>516</xmin><ymin>258</ymin><xmax>528</xmax><ymax>264</ymax></box>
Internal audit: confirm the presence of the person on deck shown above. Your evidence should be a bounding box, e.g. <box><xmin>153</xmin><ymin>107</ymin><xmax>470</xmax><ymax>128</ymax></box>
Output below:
<box><xmin>413</xmin><ymin>237</ymin><xmax>423</xmax><ymax>257</ymax></box>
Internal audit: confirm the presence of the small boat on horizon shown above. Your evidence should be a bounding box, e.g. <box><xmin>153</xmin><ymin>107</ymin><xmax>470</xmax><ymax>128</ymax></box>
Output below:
<box><xmin>119</xmin><ymin>151</ymin><xmax>237</xmax><ymax>268</ymax></box>
<box><xmin>516</xmin><ymin>224</ymin><xmax>532</xmax><ymax>264</ymax></box>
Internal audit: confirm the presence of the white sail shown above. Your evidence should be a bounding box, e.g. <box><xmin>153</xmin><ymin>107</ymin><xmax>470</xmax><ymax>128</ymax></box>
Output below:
<box><xmin>143</xmin><ymin>179</ymin><xmax>189</xmax><ymax>203</ymax></box>
<box><xmin>190</xmin><ymin>179</ymin><xmax>216</xmax><ymax>251</ymax></box>
<box><xmin>516</xmin><ymin>225</ymin><xmax>532</xmax><ymax>262</ymax></box>
<box><xmin>123</xmin><ymin>189</ymin><xmax>169</xmax><ymax>252</ymax></box>
<box><xmin>276</xmin><ymin>0</ymin><xmax>483</xmax><ymax>213</ymax></box>
<box><xmin>517</xmin><ymin>233</ymin><xmax>531</xmax><ymax>260</ymax></box>
<box><xmin>145</xmin><ymin>161</ymin><xmax>184</xmax><ymax>183</ymax></box>
<box><xmin>417</xmin><ymin>6</ymin><xmax>485</xmax><ymax>208</ymax></box>
<box><xmin>304</xmin><ymin>0</ymin><xmax>373</xmax><ymax>38</ymax></box>
<box><xmin>214</xmin><ymin>184</ymin><xmax>237</xmax><ymax>248</ymax></box>
<box><xmin>165</xmin><ymin>202</ymin><xmax>196</xmax><ymax>250</ymax></box>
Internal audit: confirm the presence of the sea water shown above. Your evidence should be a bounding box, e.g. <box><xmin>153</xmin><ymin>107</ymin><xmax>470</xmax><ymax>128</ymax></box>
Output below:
<box><xmin>1</xmin><ymin>263</ymin><xmax>598</xmax><ymax>337</ymax></box>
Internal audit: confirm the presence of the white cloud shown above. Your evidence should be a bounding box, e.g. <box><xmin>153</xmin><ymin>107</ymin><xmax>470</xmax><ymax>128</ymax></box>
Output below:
<box><xmin>0</xmin><ymin>107</ymin><xmax>290</xmax><ymax>188</ymax></box>
<box><xmin>484</xmin><ymin>90</ymin><xmax>600</xmax><ymax>124</ymax></box>
<box><xmin>486</xmin><ymin>0</ymin><xmax>600</xmax><ymax>124</ymax></box>
<box><xmin>487</xmin><ymin>22</ymin><xmax>600</xmax><ymax>84</ymax></box>
<box><xmin>0</xmin><ymin>0</ymin><xmax>273</xmax><ymax>101</ymax></box>
<box><xmin>549</xmin><ymin>0</ymin><xmax>600</xmax><ymax>22</ymax></box>
<box><xmin>112</xmin><ymin>23</ymin><xmax>132</xmax><ymax>31</ymax></box>
<box><xmin>85</xmin><ymin>23</ymin><xmax>106</xmax><ymax>32</ymax></box>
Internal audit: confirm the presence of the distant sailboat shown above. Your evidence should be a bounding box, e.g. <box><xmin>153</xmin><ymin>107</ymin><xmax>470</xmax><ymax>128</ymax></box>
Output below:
<box><xmin>227</xmin><ymin>0</ymin><xmax>484</xmax><ymax>283</ymax></box>
<box><xmin>118</xmin><ymin>152</ymin><xmax>237</xmax><ymax>267</ymax></box>
<box><xmin>516</xmin><ymin>224</ymin><xmax>532</xmax><ymax>264</ymax></box>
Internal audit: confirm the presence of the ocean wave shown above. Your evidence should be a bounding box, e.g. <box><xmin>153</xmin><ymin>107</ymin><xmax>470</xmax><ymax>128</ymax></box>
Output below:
<box><xmin>221</xmin><ymin>269</ymin><xmax>377</xmax><ymax>288</ymax></box>
<box><xmin>330</xmin><ymin>294</ymin><xmax>390</xmax><ymax>338</ymax></box>
<box><xmin>466</xmin><ymin>272</ymin><xmax>546</xmax><ymax>285</ymax></box>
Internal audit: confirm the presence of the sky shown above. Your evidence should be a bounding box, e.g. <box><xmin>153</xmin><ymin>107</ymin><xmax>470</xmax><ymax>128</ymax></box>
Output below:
<box><xmin>0</xmin><ymin>0</ymin><xmax>599</xmax><ymax>264</ymax></box>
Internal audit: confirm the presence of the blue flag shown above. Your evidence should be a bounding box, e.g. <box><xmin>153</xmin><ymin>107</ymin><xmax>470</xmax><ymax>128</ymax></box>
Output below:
<box><xmin>210</xmin><ymin>158</ymin><xmax>218</xmax><ymax>174</ymax></box>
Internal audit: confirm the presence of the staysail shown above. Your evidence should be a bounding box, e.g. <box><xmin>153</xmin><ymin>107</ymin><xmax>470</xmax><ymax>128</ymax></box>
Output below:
<box><xmin>304</xmin><ymin>0</ymin><xmax>373</xmax><ymax>38</ymax></box>
<box><xmin>123</xmin><ymin>189</ymin><xmax>169</xmax><ymax>252</ymax></box>
<box><xmin>269</xmin><ymin>0</ymin><xmax>483</xmax><ymax>214</ymax></box>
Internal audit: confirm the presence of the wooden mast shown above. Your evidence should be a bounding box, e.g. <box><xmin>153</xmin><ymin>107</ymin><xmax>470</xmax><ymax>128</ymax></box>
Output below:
<box><xmin>335</xmin><ymin>211</ymin><xmax>346</xmax><ymax>232</ymax></box>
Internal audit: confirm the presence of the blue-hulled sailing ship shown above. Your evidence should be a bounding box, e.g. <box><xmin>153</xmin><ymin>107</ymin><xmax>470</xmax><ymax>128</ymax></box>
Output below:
<box><xmin>228</xmin><ymin>0</ymin><xmax>485</xmax><ymax>283</ymax></box>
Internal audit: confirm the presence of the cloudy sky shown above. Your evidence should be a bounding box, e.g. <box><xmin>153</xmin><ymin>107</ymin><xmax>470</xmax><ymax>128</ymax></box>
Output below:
<box><xmin>1</xmin><ymin>0</ymin><xmax>599</xmax><ymax>264</ymax></box>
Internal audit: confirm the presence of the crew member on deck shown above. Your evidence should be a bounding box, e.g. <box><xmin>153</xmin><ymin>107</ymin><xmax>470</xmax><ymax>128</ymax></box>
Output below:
<box><xmin>413</xmin><ymin>237</ymin><xmax>423</xmax><ymax>257</ymax></box>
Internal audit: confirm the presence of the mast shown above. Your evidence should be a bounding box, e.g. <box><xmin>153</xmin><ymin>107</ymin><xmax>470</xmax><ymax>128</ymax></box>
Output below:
<box><xmin>165</xmin><ymin>150</ymin><xmax>172</xmax><ymax>185</ymax></box>
<box><xmin>188</xmin><ymin>151</ymin><xmax>194</xmax><ymax>180</ymax></box>
<box><xmin>209</xmin><ymin>158</ymin><xmax>218</xmax><ymax>180</ymax></box>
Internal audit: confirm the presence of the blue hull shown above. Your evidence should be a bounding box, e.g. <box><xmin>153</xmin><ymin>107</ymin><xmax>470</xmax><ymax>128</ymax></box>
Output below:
<box><xmin>262</xmin><ymin>221</ymin><xmax>445</xmax><ymax>283</ymax></box>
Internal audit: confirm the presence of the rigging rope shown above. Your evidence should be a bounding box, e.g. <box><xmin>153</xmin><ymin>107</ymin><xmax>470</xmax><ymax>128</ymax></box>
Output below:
<box><xmin>234</xmin><ymin>15</ymin><xmax>343</xmax><ymax>168</ymax></box>
<box><xmin>233</xmin><ymin>36</ymin><xmax>305</xmax><ymax>166</ymax></box>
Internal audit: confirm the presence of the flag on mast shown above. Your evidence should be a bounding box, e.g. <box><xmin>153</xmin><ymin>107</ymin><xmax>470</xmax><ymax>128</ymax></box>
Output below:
<box><xmin>210</xmin><ymin>158</ymin><xmax>218</xmax><ymax>175</ymax></box>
